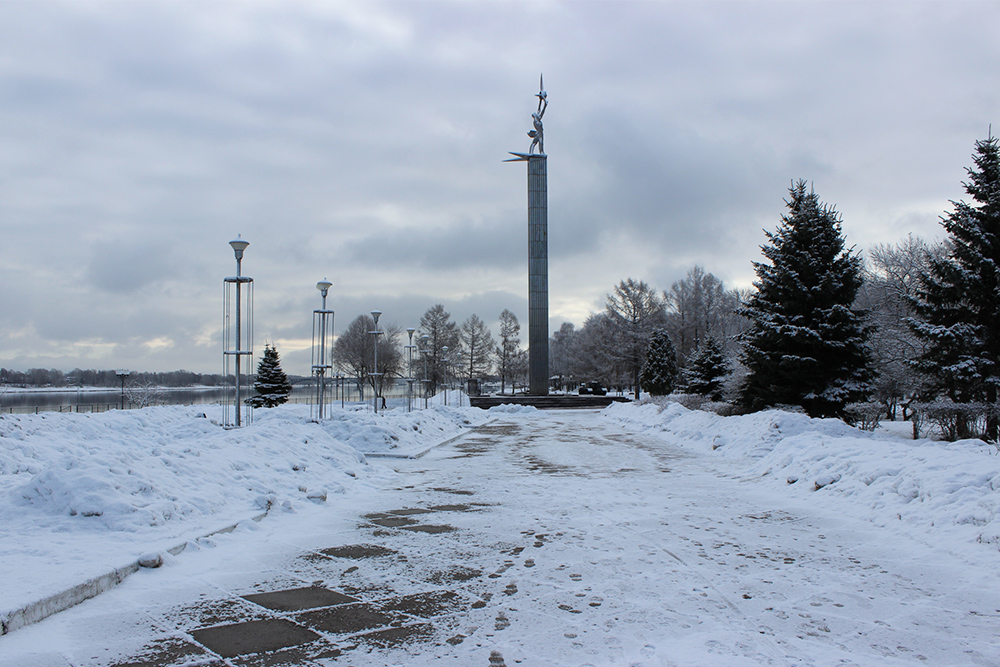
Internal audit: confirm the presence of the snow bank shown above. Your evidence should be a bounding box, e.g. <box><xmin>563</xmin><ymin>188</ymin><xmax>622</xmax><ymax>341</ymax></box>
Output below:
<box><xmin>0</xmin><ymin>402</ymin><xmax>485</xmax><ymax>616</ymax></box>
<box><xmin>488</xmin><ymin>404</ymin><xmax>539</xmax><ymax>414</ymax></box>
<box><xmin>310</xmin><ymin>403</ymin><xmax>484</xmax><ymax>456</ymax></box>
<box><xmin>602</xmin><ymin>401</ymin><xmax>1000</xmax><ymax>555</ymax></box>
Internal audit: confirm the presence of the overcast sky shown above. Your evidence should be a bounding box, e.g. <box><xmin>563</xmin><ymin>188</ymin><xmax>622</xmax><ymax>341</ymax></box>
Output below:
<box><xmin>1</xmin><ymin>0</ymin><xmax>997</xmax><ymax>376</ymax></box>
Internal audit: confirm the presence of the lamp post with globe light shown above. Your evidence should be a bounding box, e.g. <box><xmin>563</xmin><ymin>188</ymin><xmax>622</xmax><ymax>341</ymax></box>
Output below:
<box><xmin>421</xmin><ymin>334</ymin><xmax>430</xmax><ymax>409</ymax></box>
<box><xmin>311</xmin><ymin>279</ymin><xmax>334</xmax><ymax>420</ymax></box>
<box><xmin>442</xmin><ymin>345</ymin><xmax>449</xmax><ymax>406</ymax></box>
<box><xmin>405</xmin><ymin>327</ymin><xmax>416</xmax><ymax>412</ymax></box>
<box><xmin>369</xmin><ymin>310</ymin><xmax>383</xmax><ymax>414</ymax></box>
<box><xmin>223</xmin><ymin>236</ymin><xmax>253</xmax><ymax>428</ymax></box>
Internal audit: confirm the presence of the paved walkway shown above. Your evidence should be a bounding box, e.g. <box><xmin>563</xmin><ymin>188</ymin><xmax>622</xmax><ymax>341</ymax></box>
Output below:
<box><xmin>3</xmin><ymin>410</ymin><xmax>998</xmax><ymax>666</ymax></box>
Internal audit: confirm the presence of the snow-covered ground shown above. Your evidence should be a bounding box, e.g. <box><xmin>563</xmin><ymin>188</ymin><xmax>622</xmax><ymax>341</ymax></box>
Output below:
<box><xmin>0</xmin><ymin>399</ymin><xmax>488</xmax><ymax>625</ymax></box>
<box><xmin>2</xmin><ymin>399</ymin><xmax>999</xmax><ymax>665</ymax></box>
<box><xmin>602</xmin><ymin>400</ymin><xmax>1000</xmax><ymax>567</ymax></box>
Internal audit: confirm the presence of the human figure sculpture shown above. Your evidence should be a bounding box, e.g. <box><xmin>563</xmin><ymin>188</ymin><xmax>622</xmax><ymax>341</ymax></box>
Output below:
<box><xmin>528</xmin><ymin>78</ymin><xmax>547</xmax><ymax>154</ymax></box>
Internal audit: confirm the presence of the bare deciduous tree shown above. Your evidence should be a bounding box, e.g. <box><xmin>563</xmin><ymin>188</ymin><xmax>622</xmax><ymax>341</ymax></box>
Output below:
<box><xmin>496</xmin><ymin>309</ymin><xmax>523</xmax><ymax>394</ymax></box>
<box><xmin>333</xmin><ymin>314</ymin><xmax>403</xmax><ymax>403</ymax></box>
<box><xmin>606</xmin><ymin>278</ymin><xmax>667</xmax><ymax>399</ymax></box>
<box><xmin>664</xmin><ymin>265</ymin><xmax>745</xmax><ymax>365</ymax></box>
<box><xmin>125</xmin><ymin>380</ymin><xmax>164</xmax><ymax>408</ymax></box>
<box><xmin>460</xmin><ymin>314</ymin><xmax>495</xmax><ymax>382</ymax></box>
<box><xmin>418</xmin><ymin>304</ymin><xmax>459</xmax><ymax>395</ymax></box>
<box><xmin>858</xmin><ymin>234</ymin><xmax>940</xmax><ymax>418</ymax></box>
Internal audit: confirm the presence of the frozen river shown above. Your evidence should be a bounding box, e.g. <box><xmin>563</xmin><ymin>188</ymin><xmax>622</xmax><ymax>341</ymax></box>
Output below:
<box><xmin>2</xmin><ymin>409</ymin><xmax>998</xmax><ymax>665</ymax></box>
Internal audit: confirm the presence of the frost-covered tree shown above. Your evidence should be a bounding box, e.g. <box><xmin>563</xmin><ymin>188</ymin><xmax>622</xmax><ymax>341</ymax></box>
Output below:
<box><xmin>496</xmin><ymin>309</ymin><xmax>522</xmax><ymax>394</ymax></box>
<box><xmin>419</xmin><ymin>304</ymin><xmax>460</xmax><ymax>394</ymax></box>
<box><xmin>250</xmin><ymin>344</ymin><xmax>292</xmax><ymax>408</ymax></box>
<box><xmin>639</xmin><ymin>330</ymin><xmax>678</xmax><ymax>396</ymax></box>
<box><xmin>858</xmin><ymin>234</ymin><xmax>939</xmax><ymax>419</ymax></box>
<box><xmin>683</xmin><ymin>337</ymin><xmax>730</xmax><ymax>401</ymax></box>
<box><xmin>334</xmin><ymin>315</ymin><xmax>403</xmax><ymax>401</ymax></box>
<box><xmin>738</xmin><ymin>181</ymin><xmax>872</xmax><ymax>417</ymax></box>
<box><xmin>460</xmin><ymin>314</ymin><xmax>495</xmax><ymax>381</ymax></box>
<box><xmin>665</xmin><ymin>266</ymin><xmax>745</xmax><ymax>365</ymax></box>
<box><xmin>572</xmin><ymin>313</ymin><xmax>622</xmax><ymax>389</ymax></box>
<box><xmin>910</xmin><ymin>133</ymin><xmax>1000</xmax><ymax>440</ymax></box>
<box><xmin>606</xmin><ymin>278</ymin><xmax>667</xmax><ymax>399</ymax></box>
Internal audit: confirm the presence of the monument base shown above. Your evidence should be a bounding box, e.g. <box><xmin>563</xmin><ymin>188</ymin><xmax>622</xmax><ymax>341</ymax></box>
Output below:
<box><xmin>468</xmin><ymin>394</ymin><xmax>631</xmax><ymax>410</ymax></box>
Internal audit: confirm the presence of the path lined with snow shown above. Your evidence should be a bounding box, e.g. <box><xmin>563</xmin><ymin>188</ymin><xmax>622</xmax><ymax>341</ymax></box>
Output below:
<box><xmin>3</xmin><ymin>408</ymin><xmax>998</xmax><ymax>665</ymax></box>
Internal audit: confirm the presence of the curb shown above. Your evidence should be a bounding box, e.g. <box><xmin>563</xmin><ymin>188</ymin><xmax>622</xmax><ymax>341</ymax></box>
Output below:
<box><xmin>0</xmin><ymin>512</ymin><xmax>266</xmax><ymax>636</ymax></box>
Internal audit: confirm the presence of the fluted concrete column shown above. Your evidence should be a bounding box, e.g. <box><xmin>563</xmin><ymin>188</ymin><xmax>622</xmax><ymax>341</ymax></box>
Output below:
<box><xmin>527</xmin><ymin>154</ymin><xmax>549</xmax><ymax>395</ymax></box>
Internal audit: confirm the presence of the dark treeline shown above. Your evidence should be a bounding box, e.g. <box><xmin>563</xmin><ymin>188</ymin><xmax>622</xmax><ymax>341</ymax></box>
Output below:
<box><xmin>0</xmin><ymin>368</ymin><xmax>229</xmax><ymax>388</ymax></box>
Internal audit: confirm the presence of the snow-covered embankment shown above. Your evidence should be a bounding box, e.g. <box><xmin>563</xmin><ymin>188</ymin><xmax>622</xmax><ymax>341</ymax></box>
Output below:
<box><xmin>602</xmin><ymin>400</ymin><xmax>1000</xmax><ymax>560</ymax></box>
<box><xmin>0</xmin><ymin>402</ymin><xmax>487</xmax><ymax>631</ymax></box>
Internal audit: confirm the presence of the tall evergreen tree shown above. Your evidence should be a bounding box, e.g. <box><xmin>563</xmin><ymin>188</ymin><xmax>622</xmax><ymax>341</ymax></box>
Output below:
<box><xmin>639</xmin><ymin>330</ymin><xmax>678</xmax><ymax>396</ymax></box>
<box><xmin>250</xmin><ymin>344</ymin><xmax>292</xmax><ymax>408</ymax></box>
<box><xmin>683</xmin><ymin>337</ymin><xmax>730</xmax><ymax>401</ymax></box>
<box><xmin>910</xmin><ymin>133</ymin><xmax>1000</xmax><ymax>440</ymax></box>
<box><xmin>738</xmin><ymin>181</ymin><xmax>872</xmax><ymax>417</ymax></box>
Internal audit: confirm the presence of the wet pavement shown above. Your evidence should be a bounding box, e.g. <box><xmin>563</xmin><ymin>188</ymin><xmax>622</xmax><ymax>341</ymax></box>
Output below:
<box><xmin>4</xmin><ymin>410</ymin><xmax>1000</xmax><ymax>666</ymax></box>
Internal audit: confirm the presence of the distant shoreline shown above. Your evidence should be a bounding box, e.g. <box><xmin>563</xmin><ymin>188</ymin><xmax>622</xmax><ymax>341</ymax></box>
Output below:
<box><xmin>0</xmin><ymin>385</ymin><xmax>224</xmax><ymax>394</ymax></box>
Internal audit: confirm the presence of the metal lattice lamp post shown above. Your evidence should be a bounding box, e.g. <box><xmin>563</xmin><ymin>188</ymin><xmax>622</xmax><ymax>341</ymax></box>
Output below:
<box><xmin>311</xmin><ymin>279</ymin><xmax>335</xmax><ymax>420</ymax></box>
<box><xmin>442</xmin><ymin>345</ymin><xmax>449</xmax><ymax>407</ymax></box>
<box><xmin>223</xmin><ymin>235</ymin><xmax>254</xmax><ymax>428</ymax></box>
<box><xmin>421</xmin><ymin>334</ymin><xmax>430</xmax><ymax>409</ymax></box>
<box><xmin>369</xmin><ymin>310</ymin><xmax>383</xmax><ymax>414</ymax></box>
<box><xmin>405</xmin><ymin>327</ymin><xmax>416</xmax><ymax>412</ymax></box>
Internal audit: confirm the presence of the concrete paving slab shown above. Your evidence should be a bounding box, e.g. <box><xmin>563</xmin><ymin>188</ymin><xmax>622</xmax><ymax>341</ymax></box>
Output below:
<box><xmin>156</xmin><ymin>597</ymin><xmax>271</xmax><ymax>632</ymax></box>
<box><xmin>427</xmin><ymin>503</ymin><xmax>474</xmax><ymax>512</ymax></box>
<box><xmin>227</xmin><ymin>637</ymin><xmax>344</xmax><ymax>667</ymax></box>
<box><xmin>399</xmin><ymin>523</ymin><xmax>456</xmax><ymax>534</ymax></box>
<box><xmin>107</xmin><ymin>636</ymin><xmax>223</xmax><ymax>667</ymax></box>
<box><xmin>373</xmin><ymin>590</ymin><xmax>465</xmax><ymax>619</ymax></box>
<box><xmin>314</xmin><ymin>544</ymin><xmax>396</xmax><ymax>560</ymax></box>
<box><xmin>190</xmin><ymin>618</ymin><xmax>320</xmax><ymax>659</ymax></box>
<box><xmin>351</xmin><ymin>622</ymin><xmax>434</xmax><ymax>648</ymax></box>
<box><xmin>365</xmin><ymin>516</ymin><xmax>418</xmax><ymax>528</ymax></box>
<box><xmin>293</xmin><ymin>602</ymin><xmax>400</xmax><ymax>636</ymax></box>
<box><xmin>242</xmin><ymin>586</ymin><xmax>356</xmax><ymax>612</ymax></box>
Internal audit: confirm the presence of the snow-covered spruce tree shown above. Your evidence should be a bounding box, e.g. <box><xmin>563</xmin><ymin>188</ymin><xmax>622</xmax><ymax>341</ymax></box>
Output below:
<box><xmin>683</xmin><ymin>337</ymin><xmax>730</xmax><ymax>401</ymax></box>
<box><xmin>910</xmin><ymin>133</ymin><xmax>1000</xmax><ymax>441</ymax></box>
<box><xmin>639</xmin><ymin>330</ymin><xmax>678</xmax><ymax>396</ymax></box>
<box><xmin>250</xmin><ymin>343</ymin><xmax>292</xmax><ymax>408</ymax></box>
<box><xmin>738</xmin><ymin>180</ymin><xmax>872</xmax><ymax>417</ymax></box>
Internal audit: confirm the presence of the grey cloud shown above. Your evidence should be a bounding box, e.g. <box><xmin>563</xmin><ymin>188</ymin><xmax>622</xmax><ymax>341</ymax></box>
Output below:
<box><xmin>2</xmin><ymin>1</ymin><xmax>1000</xmax><ymax>373</ymax></box>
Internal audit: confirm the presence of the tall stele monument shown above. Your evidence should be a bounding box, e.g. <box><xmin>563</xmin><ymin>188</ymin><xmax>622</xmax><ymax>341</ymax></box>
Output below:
<box><xmin>506</xmin><ymin>76</ymin><xmax>549</xmax><ymax>395</ymax></box>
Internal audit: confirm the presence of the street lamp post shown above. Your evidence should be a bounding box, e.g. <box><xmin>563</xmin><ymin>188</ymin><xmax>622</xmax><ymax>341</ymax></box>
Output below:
<box><xmin>369</xmin><ymin>310</ymin><xmax>383</xmax><ymax>414</ymax></box>
<box><xmin>312</xmin><ymin>279</ymin><xmax>334</xmax><ymax>420</ymax></box>
<box><xmin>224</xmin><ymin>235</ymin><xmax>253</xmax><ymax>428</ymax></box>
<box><xmin>405</xmin><ymin>327</ymin><xmax>416</xmax><ymax>413</ymax></box>
<box><xmin>442</xmin><ymin>345</ymin><xmax>449</xmax><ymax>406</ymax></box>
<box><xmin>421</xmin><ymin>334</ymin><xmax>430</xmax><ymax>409</ymax></box>
<box><xmin>116</xmin><ymin>369</ymin><xmax>130</xmax><ymax>409</ymax></box>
